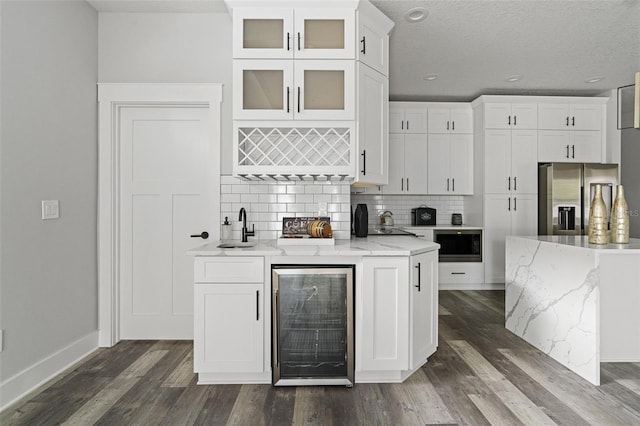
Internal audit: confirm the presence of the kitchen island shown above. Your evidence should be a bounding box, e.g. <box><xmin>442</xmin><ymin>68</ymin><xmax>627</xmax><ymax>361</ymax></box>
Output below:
<box><xmin>505</xmin><ymin>235</ymin><xmax>640</xmax><ymax>385</ymax></box>
<box><xmin>189</xmin><ymin>236</ymin><xmax>440</xmax><ymax>385</ymax></box>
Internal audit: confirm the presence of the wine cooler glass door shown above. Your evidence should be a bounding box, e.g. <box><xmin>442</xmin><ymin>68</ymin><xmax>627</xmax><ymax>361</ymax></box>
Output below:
<box><xmin>272</xmin><ymin>266</ymin><xmax>354</xmax><ymax>386</ymax></box>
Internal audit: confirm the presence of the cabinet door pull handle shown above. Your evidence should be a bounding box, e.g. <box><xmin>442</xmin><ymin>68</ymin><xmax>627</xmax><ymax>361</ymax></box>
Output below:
<box><xmin>287</xmin><ymin>32</ymin><xmax>291</xmax><ymax>51</ymax></box>
<box><xmin>508</xmin><ymin>115</ymin><xmax>511</xmax><ymax>126</ymax></box>
<box><xmin>452</xmin><ymin>178</ymin><xmax>455</xmax><ymax>192</ymax></box>
<box><xmin>452</xmin><ymin>121</ymin><xmax>455</xmax><ymax>131</ymax></box>
<box><xmin>447</xmin><ymin>121</ymin><xmax>450</xmax><ymax>130</ymax></box>
<box><xmin>508</xmin><ymin>197</ymin><xmax>511</xmax><ymax>211</ymax></box>
<box><xmin>447</xmin><ymin>178</ymin><xmax>450</xmax><ymax>191</ymax></box>
<box><xmin>361</xmin><ymin>150</ymin><xmax>366</xmax><ymax>175</ymax></box>
<box><xmin>401</xmin><ymin>178</ymin><xmax>404</xmax><ymax>191</ymax></box>
<box><xmin>566</xmin><ymin>116</ymin><xmax>570</xmax><ymax>126</ymax></box>
<box><xmin>360</xmin><ymin>36</ymin><xmax>366</xmax><ymax>54</ymax></box>
<box><xmin>514</xmin><ymin>197</ymin><xmax>517</xmax><ymax>211</ymax></box>
<box><xmin>508</xmin><ymin>176</ymin><xmax>511</xmax><ymax>191</ymax></box>
<box><xmin>451</xmin><ymin>272</ymin><xmax>466</xmax><ymax>275</ymax></box>
<box><xmin>415</xmin><ymin>262</ymin><xmax>421</xmax><ymax>291</ymax></box>
<box><xmin>514</xmin><ymin>176</ymin><xmax>517</xmax><ymax>191</ymax></box>
<box><xmin>566</xmin><ymin>145</ymin><xmax>570</xmax><ymax>158</ymax></box>
<box><xmin>407</xmin><ymin>121</ymin><xmax>410</xmax><ymax>130</ymax></box>
<box><xmin>407</xmin><ymin>178</ymin><xmax>410</xmax><ymax>191</ymax></box>
<box><xmin>572</xmin><ymin>116</ymin><xmax>575</xmax><ymax>127</ymax></box>
<box><xmin>513</xmin><ymin>115</ymin><xmax>517</xmax><ymax>126</ymax></box>
<box><xmin>571</xmin><ymin>145</ymin><xmax>575</xmax><ymax>159</ymax></box>
<box><xmin>274</xmin><ymin>290</ymin><xmax>279</xmax><ymax>366</ymax></box>
<box><xmin>256</xmin><ymin>290</ymin><xmax>260</xmax><ymax>321</ymax></box>
<box><xmin>297</xmin><ymin>86</ymin><xmax>301</xmax><ymax>113</ymax></box>
<box><xmin>286</xmin><ymin>86</ymin><xmax>290</xmax><ymax>113</ymax></box>
<box><xmin>297</xmin><ymin>32</ymin><xmax>301</xmax><ymax>51</ymax></box>
<box><xmin>401</xmin><ymin>120</ymin><xmax>404</xmax><ymax>130</ymax></box>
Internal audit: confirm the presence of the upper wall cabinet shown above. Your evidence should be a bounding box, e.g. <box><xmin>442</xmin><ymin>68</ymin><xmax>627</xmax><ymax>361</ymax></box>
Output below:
<box><xmin>234</xmin><ymin>59</ymin><xmax>355</xmax><ymax>120</ymax></box>
<box><xmin>389</xmin><ymin>104</ymin><xmax>428</xmax><ymax>134</ymax></box>
<box><xmin>357</xmin><ymin>4</ymin><xmax>390</xmax><ymax>75</ymax></box>
<box><xmin>232</xmin><ymin>8</ymin><xmax>355</xmax><ymax>59</ymax></box>
<box><xmin>428</xmin><ymin>107</ymin><xmax>473</xmax><ymax>134</ymax></box>
<box><xmin>484</xmin><ymin>103</ymin><xmax>538</xmax><ymax>129</ymax></box>
<box><xmin>538</xmin><ymin>103</ymin><xmax>603</xmax><ymax>131</ymax></box>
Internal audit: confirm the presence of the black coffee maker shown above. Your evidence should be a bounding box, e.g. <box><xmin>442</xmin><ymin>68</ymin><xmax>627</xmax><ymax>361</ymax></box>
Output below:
<box><xmin>353</xmin><ymin>203</ymin><xmax>368</xmax><ymax>237</ymax></box>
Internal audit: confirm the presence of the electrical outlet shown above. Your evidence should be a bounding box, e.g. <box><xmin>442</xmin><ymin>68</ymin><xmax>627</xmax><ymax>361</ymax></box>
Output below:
<box><xmin>0</xmin><ymin>329</ymin><xmax>4</xmax><ymax>352</ymax></box>
<box><xmin>42</xmin><ymin>200</ymin><xmax>59</xmax><ymax>220</ymax></box>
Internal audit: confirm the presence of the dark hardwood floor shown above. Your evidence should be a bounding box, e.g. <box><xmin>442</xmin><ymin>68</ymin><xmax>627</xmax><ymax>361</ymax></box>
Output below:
<box><xmin>3</xmin><ymin>290</ymin><xmax>640</xmax><ymax>425</ymax></box>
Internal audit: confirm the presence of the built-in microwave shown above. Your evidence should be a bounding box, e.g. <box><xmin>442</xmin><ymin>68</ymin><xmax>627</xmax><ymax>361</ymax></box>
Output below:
<box><xmin>433</xmin><ymin>229</ymin><xmax>482</xmax><ymax>262</ymax></box>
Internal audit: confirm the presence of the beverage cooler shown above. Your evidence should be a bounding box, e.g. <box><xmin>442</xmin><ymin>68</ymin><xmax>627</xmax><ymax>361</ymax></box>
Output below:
<box><xmin>271</xmin><ymin>265</ymin><xmax>354</xmax><ymax>386</ymax></box>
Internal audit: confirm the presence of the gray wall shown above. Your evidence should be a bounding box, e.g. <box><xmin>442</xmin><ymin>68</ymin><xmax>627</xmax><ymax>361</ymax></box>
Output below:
<box><xmin>0</xmin><ymin>0</ymin><xmax>98</xmax><ymax>382</ymax></box>
<box><xmin>98</xmin><ymin>12</ymin><xmax>233</xmax><ymax>172</ymax></box>
<box><xmin>621</xmin><ymin>128</ymin><xmax>640</xmax><ymax>238</ymax></box>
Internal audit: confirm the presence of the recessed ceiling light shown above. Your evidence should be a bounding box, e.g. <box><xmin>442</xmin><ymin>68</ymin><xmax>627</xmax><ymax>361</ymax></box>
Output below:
<box><xmin>585</xmin><ymin>76</ymin><xmax>605</xmax><ymax>83</ymax></box>
<box><xmin>423</xmin><ymin>74</ymin><xmax>439</xmax><ymax>81</ymax></box>
<box><xmin>405</xmin><ymin>7</ymin><xmax>428</xmax><ymax>23</ymax></box>
<box><xmin>505</xmin><ymin>75</ymin><xmax>523</xmax><ymax>83</ymax></box>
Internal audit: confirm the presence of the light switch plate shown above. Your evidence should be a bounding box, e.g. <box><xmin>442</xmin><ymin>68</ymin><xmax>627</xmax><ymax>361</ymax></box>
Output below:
<box><xmin>42</xmin><ymin>200</ymin><xmax>59</xmax><ymax>220</ymax></box>
<box><xmin>0</xmin><ymin>329</ymin><xmax>4</xmax><ymax>352</ymax></box>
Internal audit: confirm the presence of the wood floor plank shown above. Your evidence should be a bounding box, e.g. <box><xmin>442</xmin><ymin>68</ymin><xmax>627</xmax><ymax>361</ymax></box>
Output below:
<box><xmin>500</xmin><ymin>348</ymin><xmax>640</xmax><ymax>425</ymax></box>
<box><xmin>162</xmin><ymin>351</ymin><xmax>195</xmax><ymax>388</ymax></box>
<box><xmin>226</xmin><ymin>384</ymin><xmax>270</xmax><ymax>425</ymax></box>
<box><xmin>5</xmin><ymin>291</ymin><xmax>640</xmax><ymax>426</ymax></box>
<box><xmin>291</xmin><ymin>386</ymin><xmax>330</xmax><ymax>426</ymax></box>
<box><xmin>449</xmin><ymin>340</ymin><xmax>557</xmax><ymax>425</ymax></box>
<box><xmin>468</xmin><ymin>393</ymin><xmax>525</xmax><ymax>426</ymax></box>
<box><xmin>64</xmin><ymin>348</ymin><xmax>169</xmax><ymax>425</ymax></box>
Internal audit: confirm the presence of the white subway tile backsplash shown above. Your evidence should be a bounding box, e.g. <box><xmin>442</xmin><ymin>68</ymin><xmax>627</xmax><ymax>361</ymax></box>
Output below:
<box><xmin>220</xmin><ymin>176</ymin><xmax>351</xmax><ymax>240</ymax></box>
<box><xmin>351</xmin><ymin>193</ymin><xmax>467</xmax><ymax>226</ymax></box>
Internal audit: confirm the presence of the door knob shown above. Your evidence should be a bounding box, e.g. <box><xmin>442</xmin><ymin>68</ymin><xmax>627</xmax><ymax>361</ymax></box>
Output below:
<box><xmin>190</xmin><ymin>231</ymin><xmax>209</xmax><ymax>239</ymax></box>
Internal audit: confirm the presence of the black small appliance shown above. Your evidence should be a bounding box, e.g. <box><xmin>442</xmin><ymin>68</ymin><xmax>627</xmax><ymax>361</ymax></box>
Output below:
<box><xmin>353</xmin><ymin>204</ymin><xmax>368</xmax><ymax>237</ymax></box>
<box><xmin>411</xmin><ymin>206</ymin><xmax>436</xmax><ymax>226</ymax></box>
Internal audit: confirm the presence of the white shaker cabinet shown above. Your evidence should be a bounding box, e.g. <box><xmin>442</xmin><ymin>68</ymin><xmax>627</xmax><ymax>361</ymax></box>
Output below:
<box><xmin>232</xmin><ymin>8</ymin><xmax>355</xmax><ymax>59</ymax></box>
<box><xmin>484</xmin><ymin>194</ymin><xmax>537</xmax><ymax>283</ymax></box>
<box><xmin>484</xmin><ymin>129</ymin><xmax>538</xmax><ymax>194</ymax></box>
<box><xmin>357</xmin><ymin>63</ymin><xmax>388</xmax><ymax>185</ymax></box>
<box><xmin>427</xmin><ymin>107</ymin><xmax>473</xmax><ymax>134</ymax></box>
<box><xmin>538</xmin><ymin>103</ymin><xmax>603</xmax><ymax>131</ymax></box>
<box><xmin>484</xmin><ymin>103</ymin><xmax>537</xmax><ymax>129</ymax></box>
<box><xmin>193</xmin><ymin>257</ymin><xmax>265</xmax><ymax>375</ymax></box>
<box><xmin>427</xmin><ymin>134</ymin><xmax>473</xmax><ymax>195</ymax></box>
<box><xmin>386</xmin><ymin>133</ymin><xmax>428</xmax><ymax>194</ymax></box>
<box><xmin>357</xmin><ymin>8</ymin><xmax>390</xmax><ymax>76</ymax></box>
<box><xmin>360</xmin><ymin>257</ymin><xmax>409</xmax><ymax>371</ymax></box>
<box><xmin>410</xmin><ymin>250</ymin><xmax>438</xmax><ymax>370</ymax></box>
<box><xmin>234</xmin><ymin>59</ymin><xmax>355</xmax><ymax>121</ymax></box>
<box><xmin>389</xmin><ymin>103</ymin><xmax>428</xmax><ymax>134</ymax></box>
<box><xmin>538</xmin><ymin>130</ymin><xmax>603</xmax><ymax>163</ymax></box>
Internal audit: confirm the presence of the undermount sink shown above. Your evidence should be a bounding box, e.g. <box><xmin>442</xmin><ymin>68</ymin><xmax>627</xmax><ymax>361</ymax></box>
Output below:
<box><xmin>216</xmin><ymin>242</ymin><xmax>256</xmax><ymax>249</ymax></box>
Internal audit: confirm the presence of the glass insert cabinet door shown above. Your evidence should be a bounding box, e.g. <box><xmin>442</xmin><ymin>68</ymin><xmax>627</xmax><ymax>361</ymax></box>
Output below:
<box><xmin>232</xmin><ymin>8</ymin><xmax>355</xmax><ymax>59</ymax></box>
<box><xmin>272</xmin><ymin>265</ymin><xmax>354</xmax><ymax>386</ymax></box>
<box><xmin>233</xmin><ymin>60</ymin><xmax>354</xmax><ymax>120</ymax></box>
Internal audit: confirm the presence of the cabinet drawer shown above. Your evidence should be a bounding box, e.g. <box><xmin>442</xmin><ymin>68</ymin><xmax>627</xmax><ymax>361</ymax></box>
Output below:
<box><xmin>194</xmin><ymin>257</ymin><xmax>264</xmax><ymax>283</ymax></box>
<box><xmin>439</xmin><ymin>263</ymin><xmax>484</xmax><ymax>284</ymax></box>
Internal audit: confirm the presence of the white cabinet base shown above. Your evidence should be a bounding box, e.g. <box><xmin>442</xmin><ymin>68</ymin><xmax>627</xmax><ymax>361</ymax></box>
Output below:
<box><xmin>197</xmin><ymin>372</ymin><xmax>271</xmax><ymax>385</ymax></box>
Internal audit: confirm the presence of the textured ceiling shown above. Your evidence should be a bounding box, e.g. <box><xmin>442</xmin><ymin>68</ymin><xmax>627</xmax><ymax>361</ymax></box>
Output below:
<box><xmin>88</xmin><ymin>0</ymin><xmax>640</xmax><ymax>101</ymax></box>
<box><xmin>373</xmin><ymin>0</ymin><xmax>640</xmax><ymax>101</ymax></box>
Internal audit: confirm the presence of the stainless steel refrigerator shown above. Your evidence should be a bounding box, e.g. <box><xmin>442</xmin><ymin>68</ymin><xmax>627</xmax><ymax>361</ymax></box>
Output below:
<box><xmin>538</xmin><ymin>163</ymin><xmax>619</xmax><ymax>235</ymax></box>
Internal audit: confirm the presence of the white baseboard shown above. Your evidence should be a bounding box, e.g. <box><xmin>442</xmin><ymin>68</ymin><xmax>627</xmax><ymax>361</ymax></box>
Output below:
<box><xmin>439</xmin><ymin>283</ymin><xmax>505</xmax><ymax>291</ymax></box>
<box><xmin>0</xmin><ymin>331</ymin><xmax>98</xmax><ymax>412</ymax></box>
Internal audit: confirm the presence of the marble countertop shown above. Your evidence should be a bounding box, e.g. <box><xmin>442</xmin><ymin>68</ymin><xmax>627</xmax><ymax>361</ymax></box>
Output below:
<box><xmin>189</xmin><ymin>236</ymin><xmax>440</xmax><ymax>257</ymax></box>
<box><xmin>509</xmin><ymin>235</ymin><xmax>640</xmax><ymax>252</ymax></box>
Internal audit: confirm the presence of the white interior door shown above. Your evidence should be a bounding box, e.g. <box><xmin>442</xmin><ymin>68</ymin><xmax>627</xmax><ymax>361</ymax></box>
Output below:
<box><xmin>119</xmin><ymin>106</ymin><xmax>216</xmax><ymax>339</ymax></box>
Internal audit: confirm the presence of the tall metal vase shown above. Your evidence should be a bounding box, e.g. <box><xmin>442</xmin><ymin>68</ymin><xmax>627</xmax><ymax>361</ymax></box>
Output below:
<box><xmin>610</xmin><ymin>184</ymin><xmax>629</xmax><ymax>244</ymax></box>
<box><xmin>588</xmin><ymin>184</ymin><xmax>609</xmax><ymax>244</ymax></box>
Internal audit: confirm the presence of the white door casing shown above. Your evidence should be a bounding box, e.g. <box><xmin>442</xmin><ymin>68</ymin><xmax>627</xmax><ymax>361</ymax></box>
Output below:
<box><xmin>98</xmin><ymin>84</ymin><xmax>222</xmax><ymax>347</ymax></box>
